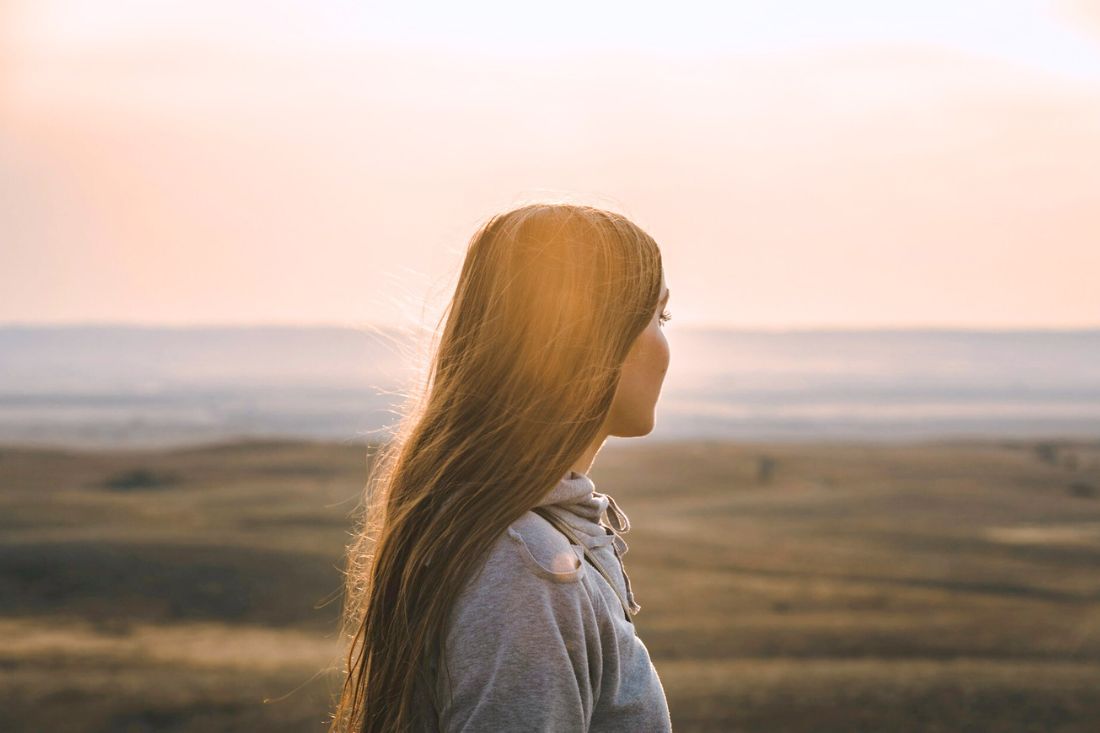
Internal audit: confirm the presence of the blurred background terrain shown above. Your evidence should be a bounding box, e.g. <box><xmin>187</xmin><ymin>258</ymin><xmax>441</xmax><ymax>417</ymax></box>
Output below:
<box><xmin>1</xmin><ymin>435</ymin><xmax>1099</xmax><ymax>732</ymax></box>
<box><xmin>0</xmin><ymin>326</ymin><xmax>1098</xmax><ymax>731</ymax></box>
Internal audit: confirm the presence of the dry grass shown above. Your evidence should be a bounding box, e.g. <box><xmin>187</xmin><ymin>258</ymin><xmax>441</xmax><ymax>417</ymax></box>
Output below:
<box><xmin>1</xmin><ymin>436</ymin><xmax>1099</xmax><ymax>731</ymax></box>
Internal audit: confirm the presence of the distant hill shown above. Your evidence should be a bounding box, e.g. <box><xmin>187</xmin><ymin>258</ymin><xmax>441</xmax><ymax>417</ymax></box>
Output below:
<box><xmin>1</xmin><ymin>325</ymin><xmax>1098</xmax><ymax>448</ymax></box>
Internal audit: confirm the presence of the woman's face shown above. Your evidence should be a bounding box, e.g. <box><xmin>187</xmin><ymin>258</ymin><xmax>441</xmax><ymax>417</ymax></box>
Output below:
<box><xmin>605</xmin><ymin>274</ymin><xmax>671</xmax><ymax>438</ymax></box>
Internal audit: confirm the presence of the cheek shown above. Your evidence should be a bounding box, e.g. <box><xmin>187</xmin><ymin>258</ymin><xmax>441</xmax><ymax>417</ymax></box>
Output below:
<box><xmin>621</xmin><ymin>321</ymin><xmax>669</xmax><ymax>389</ymax></box>
<box><xmin>639</xmin><ymin>323</ymin><xmax>670</xmax><ymax>378</ymax></box>
<box><xmin>653</xmin><ymin>329</ymin><xmax>670</xmax><ymax>378</ymax></box>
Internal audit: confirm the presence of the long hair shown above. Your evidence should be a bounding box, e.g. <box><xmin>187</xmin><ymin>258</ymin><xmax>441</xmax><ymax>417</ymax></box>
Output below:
<box><xmin>330</xmin><ymin>202</ymin><xmax>664</xmax><ymax>731</ymax></box>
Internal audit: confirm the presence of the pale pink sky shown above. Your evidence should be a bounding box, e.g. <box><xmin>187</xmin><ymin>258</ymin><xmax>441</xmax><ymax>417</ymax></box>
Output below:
<box><xmin>2</xmin><ymin>1</ymin><xmax>1099</xmax><ymax>329</ymax></box>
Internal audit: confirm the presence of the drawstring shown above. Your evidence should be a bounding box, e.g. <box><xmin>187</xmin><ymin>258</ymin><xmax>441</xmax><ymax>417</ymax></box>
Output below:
<box><xmin>599</xmin><ymin>493</ymin><xmax>640</xmax><ymax>615</ymax></box>
<box><xmin>603</xmin><ymin>493</ymin><xmax>631</xmax><ymax>533</ymax></box>
<box><xmin>596</xmin><ymin>491</ymin><xmax>631</xmax><ymax>560</ymax></box>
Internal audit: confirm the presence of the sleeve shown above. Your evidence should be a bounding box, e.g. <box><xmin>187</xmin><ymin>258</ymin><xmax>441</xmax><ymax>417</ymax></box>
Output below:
<box><xmin>435</xmin><ymin>527</ymin><xmax>604</xmax><ymax>732</ymax></box>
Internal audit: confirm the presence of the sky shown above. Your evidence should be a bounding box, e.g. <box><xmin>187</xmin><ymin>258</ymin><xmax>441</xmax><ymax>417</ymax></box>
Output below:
<box><xmin>2</xmin><ymin>0</ymin><xmax>1099</xmax><ymax>330</ymax></box>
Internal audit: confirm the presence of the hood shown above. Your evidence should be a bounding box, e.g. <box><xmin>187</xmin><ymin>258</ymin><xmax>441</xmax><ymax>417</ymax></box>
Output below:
<box><xmin>536</xmin><ymin>470</ymin><xmax>631</xmax><ymax>553</ymax></box>
<box><xmin>536</xmin><ymin>469</ymin><xmax>641</xmax><ymax>614</ymax></box>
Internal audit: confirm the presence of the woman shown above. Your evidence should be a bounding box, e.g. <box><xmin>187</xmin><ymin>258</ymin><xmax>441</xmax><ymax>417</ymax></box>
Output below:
<box><xmin>331</xmin><ymin>203</ymin><xmax>674</xmax><ymax>732</ymax></box>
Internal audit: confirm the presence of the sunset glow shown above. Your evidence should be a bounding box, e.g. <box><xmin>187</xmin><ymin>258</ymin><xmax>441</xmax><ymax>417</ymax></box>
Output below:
<box><xmin>2</xmin><ymin>0</ymin><xmax>1099</xmax><ymax>329</ymax></box>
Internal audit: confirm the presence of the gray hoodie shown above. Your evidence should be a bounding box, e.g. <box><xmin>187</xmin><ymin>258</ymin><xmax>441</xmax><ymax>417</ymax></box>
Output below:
<box><xmin>426</xmin><ymin>470</ymin><xmax>673</xmax><ymax>732</ymax></box>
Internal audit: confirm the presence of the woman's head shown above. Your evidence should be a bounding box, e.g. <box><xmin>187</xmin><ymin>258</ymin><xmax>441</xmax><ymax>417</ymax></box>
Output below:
<box><xmin>332</xmin><ymin>203</ymin><xmax>667</xmax><ymax>732</ymax></box>
<box><xmin>433</xmin><ymin>203</ymin><xmax>668</xmax><ymax>444</ymax></box>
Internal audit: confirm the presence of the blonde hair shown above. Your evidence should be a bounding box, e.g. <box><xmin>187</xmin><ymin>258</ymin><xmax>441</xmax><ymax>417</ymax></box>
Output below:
<box><xmin>330</xmin><ymin>203</ymin><xmax>663</xmax><ymax>731</ymax></box>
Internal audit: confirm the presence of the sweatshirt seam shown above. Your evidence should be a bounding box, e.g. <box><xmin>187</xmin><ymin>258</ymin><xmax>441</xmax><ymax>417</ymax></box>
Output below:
<box><xmin>505</xmin><ymin>527</ymin><xmax>587</xmax><ymax>583</ymax></box>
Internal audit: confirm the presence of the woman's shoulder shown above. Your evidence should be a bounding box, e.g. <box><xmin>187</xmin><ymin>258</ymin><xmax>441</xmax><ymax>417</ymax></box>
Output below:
<box><xmin>451</xmin><ymin>508</ymin><xmax>594</xmax><ymax>603</ymax></box>
<box><xmin>434</xmin><ymin>515</ymin><xmax>611</xmax><ymax>732</ymax></box>
<box><xmin>444</xmin><ymin>510</ymin><xmax>599</xmax><ymax>646</ymax></box>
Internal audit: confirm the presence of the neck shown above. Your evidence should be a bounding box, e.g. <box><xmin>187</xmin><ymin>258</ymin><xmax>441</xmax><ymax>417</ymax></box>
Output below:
<box><xmin>571</xmin><ymin>429</ymin><xmax>608</xmax><ymax>476</ymax></box>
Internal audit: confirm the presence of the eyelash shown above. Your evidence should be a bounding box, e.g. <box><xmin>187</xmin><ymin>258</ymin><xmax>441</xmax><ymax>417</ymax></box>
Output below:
<box><xmin>659</xmin><ymin>309</ymin><xmax>672</xmax><ymax>326</ymax></box>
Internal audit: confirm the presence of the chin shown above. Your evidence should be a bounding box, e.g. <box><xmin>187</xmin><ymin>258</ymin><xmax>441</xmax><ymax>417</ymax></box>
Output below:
<box><xmin>611</xmin><ymin>415</ymin><xmax>656</xmax><ymax>438</ymax></box>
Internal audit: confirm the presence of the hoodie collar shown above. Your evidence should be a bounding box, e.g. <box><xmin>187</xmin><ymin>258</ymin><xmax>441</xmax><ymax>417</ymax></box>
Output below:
<box><xmin>536</xmin><ymin>470</ymin><xmax>632</xmax><ymax>552</ymax></box>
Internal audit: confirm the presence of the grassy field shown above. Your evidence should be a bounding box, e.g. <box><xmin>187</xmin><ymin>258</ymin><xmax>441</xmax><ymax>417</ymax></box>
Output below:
<box><xmin>1</xmin><ymin>437</ymin><xmax>1099</xmax><ymax>732</ymax></box>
